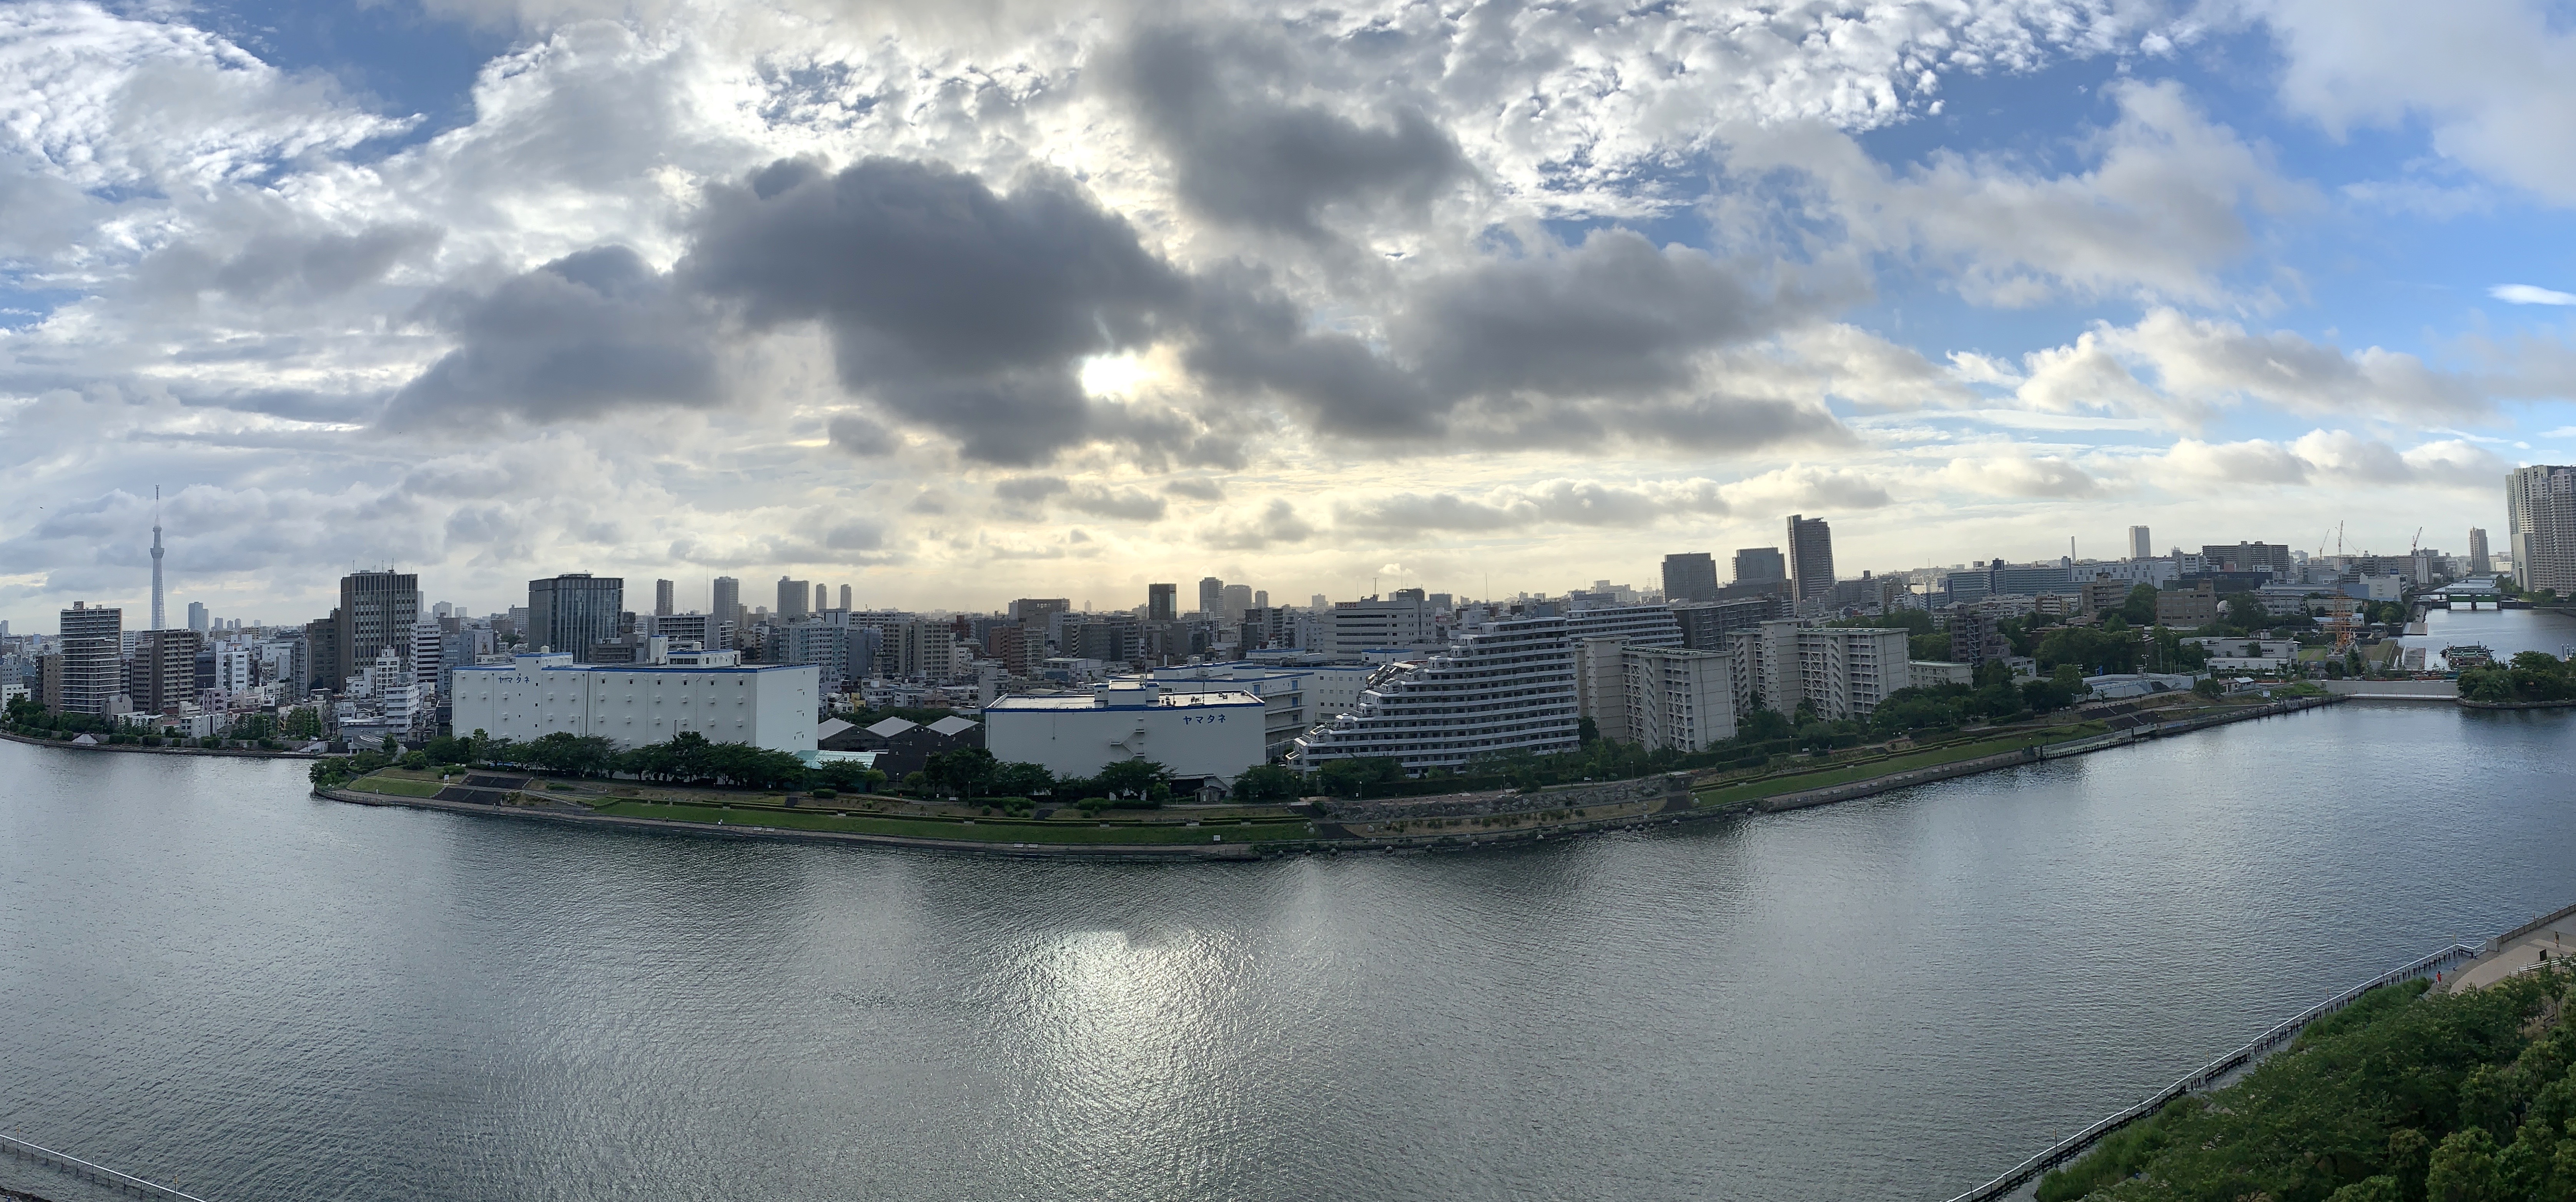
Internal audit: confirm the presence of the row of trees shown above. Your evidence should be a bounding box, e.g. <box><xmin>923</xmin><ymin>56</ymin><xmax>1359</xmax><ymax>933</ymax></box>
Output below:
<box><xmin>2036</xmin><ymin>966</ymin><xmax>2576</xmax><ymax>1202</ymax></box>
<box><xmin>2460</xmin><ymin>651</ymin><xmax>2576</xmax><ymax>704</ymax></box>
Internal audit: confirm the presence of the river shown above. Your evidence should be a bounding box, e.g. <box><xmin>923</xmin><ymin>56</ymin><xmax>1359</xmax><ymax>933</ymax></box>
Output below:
<box><xmin>2</xmin><ymin>614</ymin><xmax>2571</xmax><ymax>1202</ymax></box>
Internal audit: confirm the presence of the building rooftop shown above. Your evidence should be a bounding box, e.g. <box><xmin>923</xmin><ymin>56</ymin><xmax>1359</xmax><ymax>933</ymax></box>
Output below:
<box><xmin>986</xmin><ymin>689</ymin><xmax>1264</xmax><ymax>712</ymax></box>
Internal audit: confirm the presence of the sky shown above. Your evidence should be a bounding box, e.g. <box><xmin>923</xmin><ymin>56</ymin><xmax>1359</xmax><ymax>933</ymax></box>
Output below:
<box><xmin>6</xmin><ymin>0</ymin><xmax>2576</xmax><ymax>628</ymax></box>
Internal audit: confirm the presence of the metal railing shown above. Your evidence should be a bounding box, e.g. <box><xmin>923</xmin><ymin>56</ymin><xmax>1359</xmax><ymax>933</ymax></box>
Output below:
<box><xmin>1940</xmin><ymin>940</ymin><xmax>2483</xmax><ymax>1202</ymax></box>
<box><xmin>0</xmin><ymin>1132</ymin><xmax>211</xmax><ymax>1201</ymax></box>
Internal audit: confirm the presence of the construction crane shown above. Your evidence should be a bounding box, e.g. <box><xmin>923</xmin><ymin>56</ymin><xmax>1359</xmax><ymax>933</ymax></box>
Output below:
<box><xmin>2410</xmin><ymin>527</ymin><xmax>2423</xmax><ymax>556</ymax></box>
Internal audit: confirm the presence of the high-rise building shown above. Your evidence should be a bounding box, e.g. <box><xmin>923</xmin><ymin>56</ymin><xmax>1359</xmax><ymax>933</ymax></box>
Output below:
<box><xmin>57</xmin><ymin>603</ymin><xmax>123</xmax><ymax>715</ymax></box>
<box><xmin>304</xmin><ymin>615</ymin><xmax>339</xmax><ymax>693</ymax></box>
<box><xmin>2506</xmin><ymin>466</ymin><xmax>2576</xmax><ymax>594</ymax></box>
<box><xmin>777</xmin><ymin>577</ymin><xmax>811</xmax><ymax>620</ymax></box>
<box><xmin>336</xmin><ymin>570</ymin><xmax>419</xmax><ymax>688</ymax></box>
<box><xmin>1309</xmin><ymin>593</ymin><xmax>1328</xmax><ymax>611</ymax></box>
<box><xmin>2469</xmin><ymin>527</ymin><xmax>2492</xmax><ymax>575</ymax></box>
<box><xmin>130</xmin><ymin>627</ymin><xmax>201</xmax><ymax>715</ymax></box>
<box><xmin>712</xmin><ymin>577</ymin><xmax>741</xmax><ymax>630</ymax></box>
<box><xmin>814</xmin><ymin>583</ymin><xmax>829</xmax><ymax>614</ymax></box>
<box><xmin>528</xmin><ymin>574</ymin><xmax>624</xmax><ymax>657</ymax></box>
<box><xmin>1220</xmin><ymin>583</ymin><xmax>1253</xmax><ymax>623</ymax></box>
<box><xmin>2199</xmin><ymin>543</ymin><xmax>2294</xmax><ymax>577</ymax></box>
<box><xmin>1732</xmin><ymin>620</ymin><xmax>1907</xmax><ymax>720</ymax></box>
<box><xmin>1292</xmin><ymin>616</ymin><xmax>1580</xmax><ymax>773</ymax></box>
<box><xmin>1577</xmin><ymin>639</ymin><xmax>1737</xmax><ymax>751</ymax></box>
<box><xmin>654</xmin><ymin>579</ymin><xmax>675</xmax><ymax>616</ymax></box>
<box><xmin>1662</xmin><ymin>552</ymin><xmax>1720</xmax><ymax>603</ymax></box>
<box><xmin>1786</xmin><ymin>516</ymin><xmax>1835</xmax><ymax>603</ymax></box>
<box><xmin>186</xmin><ymin>601</ymin><xmax>208</xmax><ymax>632</ymax></box>
<box><xmin>1733</xmin><ymin>547</ymin><xmax>1786</xmax><ymax>584</ymax></box>
<box><xmin>149</xmin><ymin>488</ymin><xmax>166</xmax><ymax>630</ymax></box>
<box><xmin>1329</xmin><ymin>590</ymin><xmax>1432</xmax><ymax>657</ymax></box>
<box><xmin>1198</xmin><ymin>577</ymin><xmax>1224</xmax><ymax>618</ymax></box>
<box><xmin>839</xmin><ymin>584</ymin><xmax>852</xmax><ymax>611</ymax></box>
<box><xmin>1148</xmin><ymin>584</ymin><xmax>1177</xmax><ymax>623</ymax></box>
<box><xmin>409</xmin><ymin>619</ymin><xmax>444</xmax><ymax>693</ymax></box>
<box><xmin>2127</xmin><ymin>525</ymin><xmax>2153</xmax><ymax>560</ymax></box>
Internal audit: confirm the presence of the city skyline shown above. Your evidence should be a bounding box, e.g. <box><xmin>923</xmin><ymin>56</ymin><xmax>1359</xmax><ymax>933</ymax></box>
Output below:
<box><xmin>3</xmin><ymin>2</ymin><xmax>2571</xmax><ymax>627</ymax></box>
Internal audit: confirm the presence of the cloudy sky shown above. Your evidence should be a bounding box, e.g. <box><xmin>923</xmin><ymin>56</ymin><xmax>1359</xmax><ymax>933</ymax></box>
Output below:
<box><xmin>5</xmin><ymin>0</ymin><xmax>2575</xmax><ymax>626</ymax></box>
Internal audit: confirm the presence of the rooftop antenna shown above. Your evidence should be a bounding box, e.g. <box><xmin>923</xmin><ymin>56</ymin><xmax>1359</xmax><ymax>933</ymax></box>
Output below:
<box><xmin>149</xmin><ymin>485</ymin><xmax>166</xmax><ymax>631</ymax></box>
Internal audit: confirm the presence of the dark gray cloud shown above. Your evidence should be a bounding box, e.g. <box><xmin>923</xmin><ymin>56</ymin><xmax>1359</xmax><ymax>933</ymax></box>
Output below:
<box><xmin>141</xmin><ymin>223</ymin><xmax>442</xmax><ymax>305</ymax></box>
<box><xmin>683</xmin><ymin>156</ymin><xmax>1190</xmax><ymax>465</ymax></box>
<box><xmin>825</xmin><ymin>412</ymin><xmax>895</xmax><ymax>456</ymax></box>
<box><xmin>1188</xmin><ymin>231</ymin><xmax>1853</xmax><ymax>451</ymax></box>
<box><xmin>1118</xmin><ymin>23</ymin><xmax>1470</xmax><ymax>237</ymax></box>
<box><xmin>1060</xmin><ymin>485</ymin><xmax>1167</xmax><ymax>522</ymax></box>
<box><xmin>370</xmin><ymin>158</ymin><xmax>1844</xmax><ymax>463</ymax></box>
<box><xmin>382</xmin><ymin>245</ymin><xmax>720</xmax><ymax>427</ymax></box>
<box><xmin>1162</xmin><ymin>477</ymin><xmax>1226</xmax><ymax>501</ymax></box>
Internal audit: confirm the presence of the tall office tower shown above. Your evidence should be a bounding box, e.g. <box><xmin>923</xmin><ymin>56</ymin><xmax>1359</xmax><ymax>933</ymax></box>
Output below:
<box><xmin>1310</xmin><ymin>593</ymin><xmax>1329</xmax><ymax>611</ymax></box>
<box><xmin>2127</xmin><ymin>525</ymin><xmax>2153</xmax><ymax>560</ymax></box>
<box><xmin>1220</xmin><ymin>583</ymin><xmax>1253</xmax><ymax>622</ymax></box>
<box><xmin>409</xmin><ymin>619</ymin><xmax>444</xmax><ymax>692</ymax></box>
<box><xmin>131</xmin><ymin>628</ymin><xmax>203</xmax><ymax>715</ymax></box>
<box><xmin>335</xmin><ymin>570</ymin><xmax>420</xmax><ymax>686</ymax></box>
<box><xmin>186</xmin><ymin>601</ymin><xmax>208</xmax><ymax>632</ymax></box>
<box><xmin>1254</xmin><ymin>590</ymin><xmax>1268</xmax><ymax>610</ymax></box>
<box><xmin>305</xmin><ymin>614</ymin><xmax>340</xmax><ymax>692</ymax></box>
<box><xmin>654</xmin><ymin>579</ymin><xmax>675</xmax><ymax>616</ymax></box>
<box><xmin>57</xmin><ymin>602</ymin><xmax>123</xmax><ymax>715</ymax></box>
<box><xmin>1732</xmin><ymin>547</ymin><xmax>1786</xmax><ymax>584</ymax></box>
<box><xmin>432</xmin><ymin>601</ymin><xmax>454</xmax><ymax>619</ymax></box>
<box><xmin>777</xmin><ymin>577</ymin><xmax>811</xmax><ymax>620</ymax></box>
<box><xmin>1786</xmin><ymin>516</ymin><xmax>1835</xmax><ymax>602</ymax></box>
<box><xmin>2508</xmin><ymin>466</ymin><xmax>2576</xmax><ymax>594</ymax></box>
<box><xmin>1149</xmin><ymin>583</ymin><xmax>1177</xmax><ymax>622</ymax></box>
<box><xmin>712</xmin><ymin>577</ymin><xmax>741</xmax><ymax>630</ymax></box>
<box><xmin>1662</xmin><ymin>552</ymin><xmax>1720</xmax><ymax>603</ymax></box>
<box><xmin>2468</xmin><ymin>527</ymin><xmax>2492</xmax><ymax>575</ymax></box>
<box><xmin>149</xmin><ymin>487</ymin><xmax>166</xmax><ymax>630</ymax></box>
<box><xmin>1198</xmin><ymin>577</ymin><xmax>1224</xmax><ymax>618</ymax></box>
<box><xmin>528</xmin><ymin>573</ymin><xmax>624</xmax><ymax>657</ymax></box>
<box><xmin>815</xmin><ymin>583</ymin><xmax>829</xmax><ymax>613</ymax></box>
<box><xmin>840</xmin><ymin>584</ymin><xmax>852</xmax><ymax>611</ymax></box>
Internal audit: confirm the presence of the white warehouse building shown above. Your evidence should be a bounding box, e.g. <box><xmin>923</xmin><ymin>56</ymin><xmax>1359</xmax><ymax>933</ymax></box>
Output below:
<box><xmin>983</xmin><ymin>683</ymin><xmax>1267</xmax><ymax>786</ymax></box>
<box><xmin>449</xmin><ymin>652</ymin><xmax>820</xmax><ymax>753</ymax></box>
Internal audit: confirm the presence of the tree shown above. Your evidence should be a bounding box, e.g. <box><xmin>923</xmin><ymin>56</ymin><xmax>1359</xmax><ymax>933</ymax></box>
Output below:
<box><xmin>2193</xmin><ymin>677</ymin><xmax>2225</xmax><ymax>698</ymax></box>
<box><xmin>924</xmin><ymin>747</ymin><xmax>999</xmax><ymax>800</ymax></box>
<box><xmin>2223</xmin><ymin>592</ymin><xmax>2269</xmax><ymax>632</ymax></box>
<box><xmin>2425</xmin><ymin>1127</ymin><xmax>2500</xmax><ymax>1202</ymax></box>
<box><xmin>1096</xmin><ymin>757</ymin><xmax>1174</xmax><ymax>801</ymax></box>
<box><xmin>282</xmin><ymin>706</ymin><xmax>323</xmax><ymax>740</ymax></box>
<box><xmin>2121</xmin><ymin>583</ymin><xmax>2161</xmax><ymax>627</ymax></box>
<box><xmin>1232</xmin><ymin>763</ymin><xmax>1305</xmax><ymax>801</ymax></box>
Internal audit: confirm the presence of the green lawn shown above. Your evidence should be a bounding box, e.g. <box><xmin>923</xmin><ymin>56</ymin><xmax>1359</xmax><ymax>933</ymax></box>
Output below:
<box><xmin>346</xmin><ymin>775</ymin><xmax>449</xmax><ymax>798</ymax></box>
<box><xmin>1693</xmin><ymin>727</ymin><xmax>2096</xmax><ymax>808</ymax></box>
<box><xmin>584</xmin><ymin>801</ymin><xmax>1316</xmax><ymax>845</ymax></box>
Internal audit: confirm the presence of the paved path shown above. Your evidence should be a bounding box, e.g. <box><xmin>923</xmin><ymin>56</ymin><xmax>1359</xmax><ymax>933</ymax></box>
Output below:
<box><xmin>2440</xmin><ymin>913</ymin><xmax>2576</xmax><ymax>993</ymax></box>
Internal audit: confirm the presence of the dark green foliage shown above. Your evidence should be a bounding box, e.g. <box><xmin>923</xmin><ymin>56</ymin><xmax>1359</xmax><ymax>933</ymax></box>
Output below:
<box><xmin>2038</xmin><ymin>623</ymin><xmax>2141</xmax><ymax>675</ymax></box>
<box><xmin>2122</xmin><ymin>583</ymin><xmax>2161</xmax><ymax>627</ymax></box>
<box><xmin>1232</xmin><ymin>763</ymin><xmax>1306</xmax><ymax>801</ymax></box>
<box><xmin>1095</xmin><ymin>758</ymin><xmax>1173</xmax><ymax>801</ymax></box>
<box><xmin>2039</xmin><ymin>967</ymin><xmax>2576</xmax><ymax>1201</ymax></box>
<box><xmin>2460</xmin><ymin>652</ymin><xmax>2574</xmax><ymax>703</ymax></box>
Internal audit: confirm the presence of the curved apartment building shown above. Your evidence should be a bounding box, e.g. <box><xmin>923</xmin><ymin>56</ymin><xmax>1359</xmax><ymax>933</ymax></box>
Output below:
<box><xmin>1289</xmin><ymin>616</ymin><xmax>1578</xmax><ymax>773</ymax></box>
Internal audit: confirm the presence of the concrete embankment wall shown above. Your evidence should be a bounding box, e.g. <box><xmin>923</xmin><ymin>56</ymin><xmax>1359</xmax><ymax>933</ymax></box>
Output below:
<box><xmin>2320</xmin><ymin>679</ymin><xmax>2458</xmax><ymax>700</ymax></box>
<box><xmin>1756</xmin><ymin>696</ymin><xmax>2343</xmax><ymax>815</ymax></box>
<box><xmin>1316</xmin><ymin>774</ymin><xmax>1690</xmax><ymax>825</ymax></box>
<box><xmin>0</xmin><ymin>729</ymin><xmax>321</xmax><ymax>759</ymax></box>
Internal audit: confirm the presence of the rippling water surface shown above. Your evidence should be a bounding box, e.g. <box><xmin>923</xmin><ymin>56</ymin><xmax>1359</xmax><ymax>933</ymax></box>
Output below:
<box><xmin>3</xmin><ymin>618</ymin><xmax>2572</xmax><ymax>1202</ymax></box>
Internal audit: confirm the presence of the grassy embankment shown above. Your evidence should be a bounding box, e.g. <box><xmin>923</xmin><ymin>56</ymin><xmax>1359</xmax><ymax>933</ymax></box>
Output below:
<box><xmin>338</xmin><ymin>767</ymin><xmax>1315</xmax><ymax>845</ymax></box>
<box><xmin>2032</xmin><ymin>964</ymin><xmax>2575</xmax><ymax>1201</ymax></box>
<box><xmin>1690</xmin><ymin>723</ymin><xmax>2107</xmax><ymax>808</ymax></box>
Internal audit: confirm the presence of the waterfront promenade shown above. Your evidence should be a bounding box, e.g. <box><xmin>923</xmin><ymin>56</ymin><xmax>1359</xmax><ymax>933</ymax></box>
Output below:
<box><xmin>2439</xmin><ymin>901</ymin><xmax>2576</xmax><ymax>993</ymax></box>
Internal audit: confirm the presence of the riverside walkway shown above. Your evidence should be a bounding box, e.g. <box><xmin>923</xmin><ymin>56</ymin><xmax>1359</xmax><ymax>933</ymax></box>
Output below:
<box><xmin>2439</xmin><ymin>901</ymin><xmax>2576</xmax><ymax>994</ymax></box>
